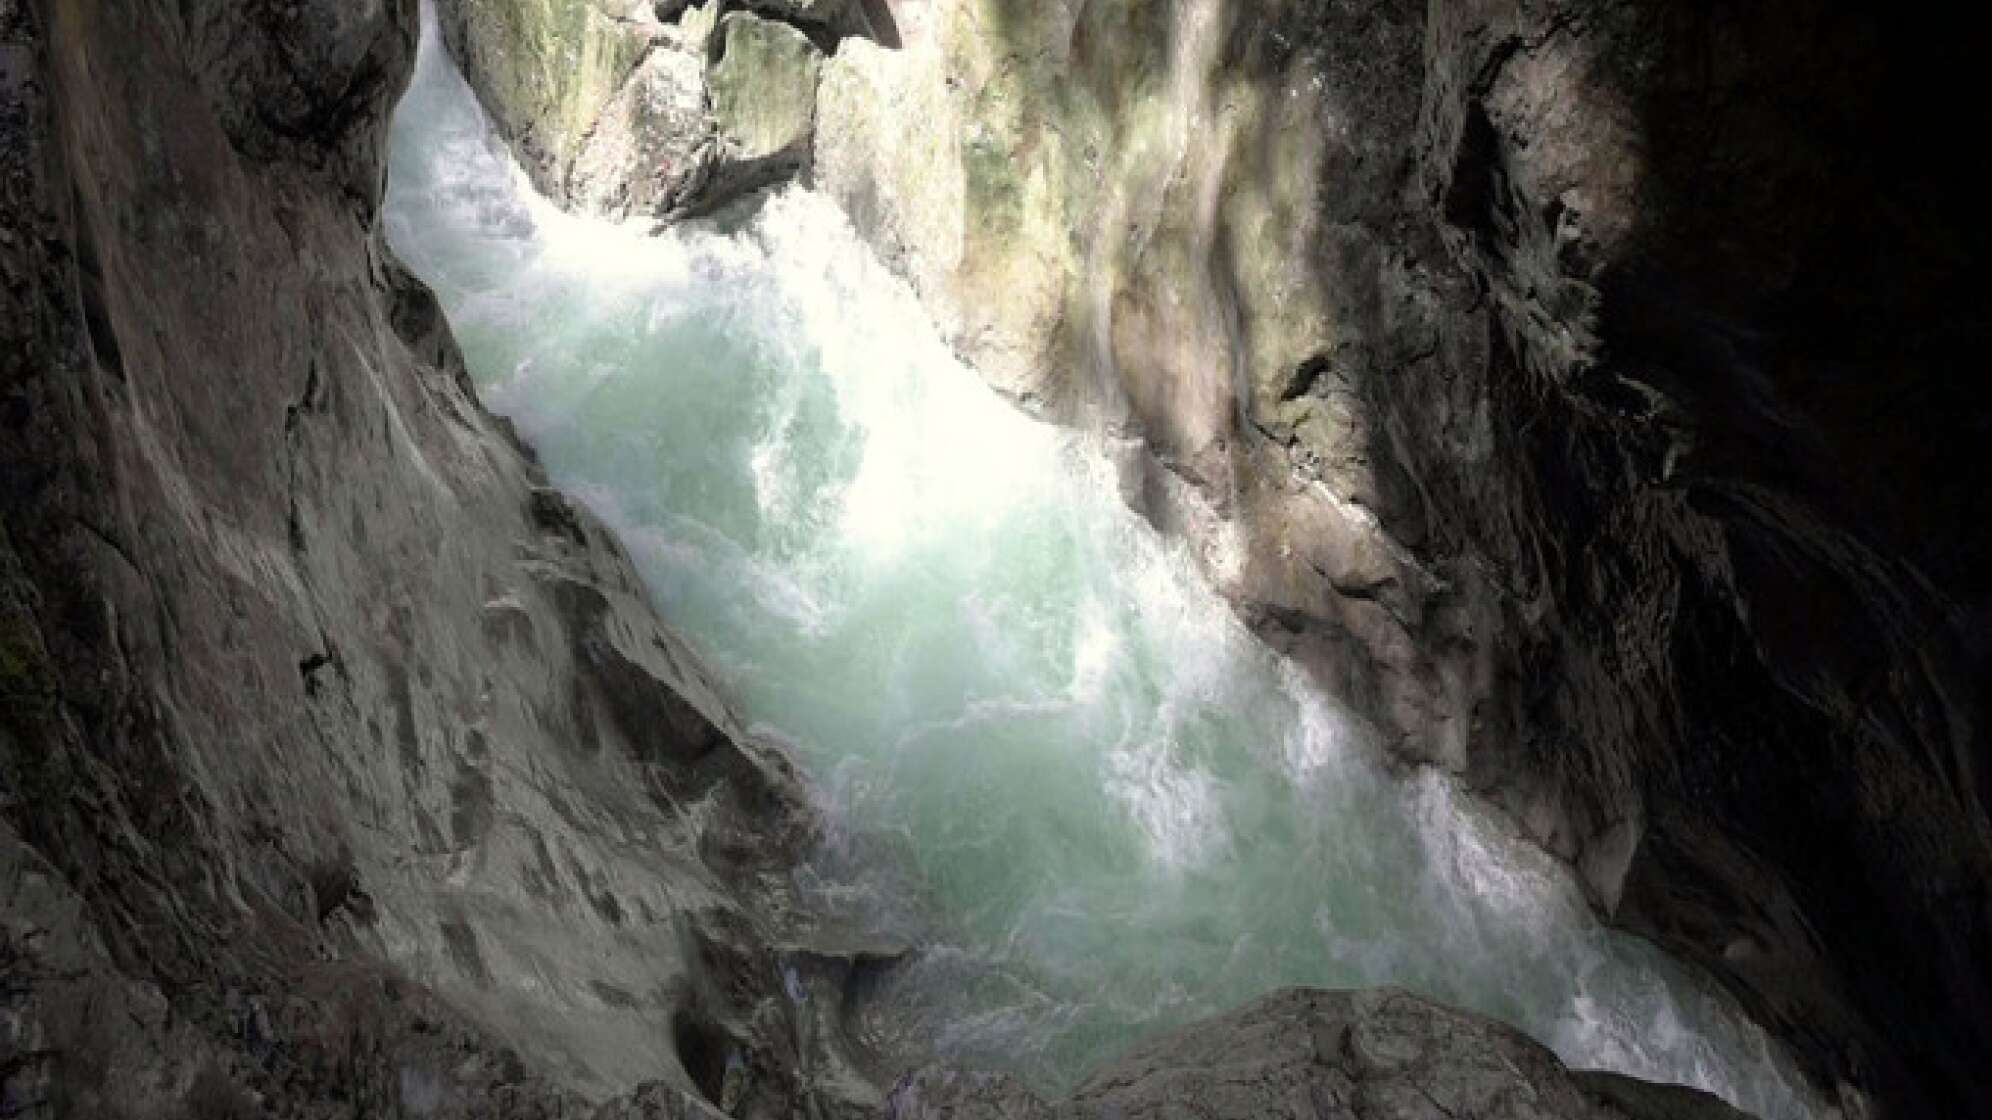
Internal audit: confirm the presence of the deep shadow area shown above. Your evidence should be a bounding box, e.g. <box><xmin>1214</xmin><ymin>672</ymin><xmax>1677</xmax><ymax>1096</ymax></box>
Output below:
<box><xmin>1399</xmin><ymin>2</ymin><xmax>1992</xmax><ymax>1115</ymax></box>
<box><xmin>672</xmin><ymin>1006</ymin><xmax>731</xmax><ymax>1110</ymax></box>
<box><xmin>856</xmin><ymin>0</ymin><xmax>900</xmax><ymax>49</ymax></box>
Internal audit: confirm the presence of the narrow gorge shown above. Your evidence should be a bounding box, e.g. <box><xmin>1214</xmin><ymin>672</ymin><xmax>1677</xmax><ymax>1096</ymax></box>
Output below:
<box><xmin>3</xmin><ymin>2</ymin><xmax>1987</xmax><ymax>1120</ymax></box>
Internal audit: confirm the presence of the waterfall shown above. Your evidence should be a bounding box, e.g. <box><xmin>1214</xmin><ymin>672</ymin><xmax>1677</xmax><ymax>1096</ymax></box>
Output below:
<box><xmin>384</xmin><ymin>10</ymin><xmax>1823</xmax><ymax>1118</ymax></box>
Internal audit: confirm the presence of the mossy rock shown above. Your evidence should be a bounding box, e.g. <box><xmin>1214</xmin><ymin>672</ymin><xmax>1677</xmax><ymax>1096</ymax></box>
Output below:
<box><xmin>707</xmin><ymin>12</ymin><xmax>823</xmax><ymax>164</ymax></box>
<box><xmin>437</xmin><ymin>0</ymin><xmax>653</xmax><ymax>196</ymax></box>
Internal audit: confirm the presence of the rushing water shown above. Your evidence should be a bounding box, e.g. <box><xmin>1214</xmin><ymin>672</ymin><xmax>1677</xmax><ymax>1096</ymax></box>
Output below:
<box><xmin>384</xmin><ymin>13</ymin><xmax>1824</xmax><ymax>1118</ymax></box>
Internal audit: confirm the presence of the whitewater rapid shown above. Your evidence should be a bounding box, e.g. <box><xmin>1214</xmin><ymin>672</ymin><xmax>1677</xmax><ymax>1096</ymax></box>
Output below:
<box><xmin>383</xmin><ymin>13</ymin><xmax>1823</xmax><ymax>1119</ymax></box>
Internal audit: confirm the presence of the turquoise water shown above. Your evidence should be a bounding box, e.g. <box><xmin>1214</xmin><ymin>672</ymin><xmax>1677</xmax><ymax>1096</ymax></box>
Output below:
<box><xmin>384</xmin><ymin>12</ymin><xmax>1823</xmax><ymax>1118</ymax></box>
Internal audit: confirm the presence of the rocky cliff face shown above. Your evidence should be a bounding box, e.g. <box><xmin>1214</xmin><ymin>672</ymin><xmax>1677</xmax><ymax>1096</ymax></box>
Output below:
<box><xmin>431</xmin><ymin>0</ymin><xmax>1990</xmax><ymax>1116</ymax></box>
<box><xmin>0</xmin><ymin>5</ymin><xmax>1767</xmax><ymax>1116</ymax></box>
<box><xmin>0</xmin><ymin>1</ymin><xmax>874</xmax><ymax>1115</ymax></box>
<box><xmin>1402</xmin><ymin>9</ymin><xmax>1990</xmax><ymax>1115</ymax></box>
<box><xmin>434</xmin><ymin>0</ymin><xmax>885</xmax><ymax>220</ymax></box>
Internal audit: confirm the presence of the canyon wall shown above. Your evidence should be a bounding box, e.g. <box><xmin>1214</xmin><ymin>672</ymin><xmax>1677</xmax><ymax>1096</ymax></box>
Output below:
<box><xmin>433</xmin><ymin>0</ymin><xmax>1991</xmax><ymax>1115</ymax></box>
<box><xmin>0</xmin><ymin>6</ymin><xmax>1774</xmax><ymax>1116</ymax></box>
<box><xmin>0</xmin><ymin>1</ymin><xmax>867</xmax><ymax>1115</ymax></box>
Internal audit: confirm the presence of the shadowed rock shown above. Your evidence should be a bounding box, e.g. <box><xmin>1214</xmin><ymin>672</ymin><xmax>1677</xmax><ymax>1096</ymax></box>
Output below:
<box><xmin>0</xmin><ymin>0</ymin><xmax>851</xmax><ymax>1114</ymax></box>
<box><xmin>885</xmin><ymin>989</ymin><xmax>1754</xmax><ymax>1120</ymax></box>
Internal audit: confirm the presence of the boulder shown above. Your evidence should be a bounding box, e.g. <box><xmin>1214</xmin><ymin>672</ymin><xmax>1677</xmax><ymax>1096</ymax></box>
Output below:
<box><xmin>697</xmin><ymin>11</ymin><xmax>825</xmax><ymax>209</ymax></box>
<box><xmin>568</xmin><ymin>41</ymin><xmax>710</xmax><ymax>217</ymax></box>
<box><xmin>439</xmin><ymin>0</ymin><xmax>848</xmax><ymax>220</ymax></box>
<box><xmin>884</xmin><ymin>989</ymin><xmax>1755</xmax><ymax>1120</ymax></box>
<box><xmin>438</xmin><ymin>0</ymin><xmax>658</xmax><ymax>200</ymax></box>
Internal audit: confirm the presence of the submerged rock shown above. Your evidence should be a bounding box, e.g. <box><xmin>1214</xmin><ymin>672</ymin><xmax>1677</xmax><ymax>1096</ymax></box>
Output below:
<box><xmin>439</xmin><ymin>0</ymin><xmax>658</xmax><ymax>201</ymax></box>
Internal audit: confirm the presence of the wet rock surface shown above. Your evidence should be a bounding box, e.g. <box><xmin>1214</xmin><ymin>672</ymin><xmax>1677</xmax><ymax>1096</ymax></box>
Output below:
<box><xmin>0</xmin><ymin>0</ymin><xmax>866</xmax><ymax>1115</ymax></box>
<box><xmin>884</xmin><ymin>989</ymin><xmax>1751</xmax><ymax>1120</ymax></box>
<box><xmin>435</xmin><ymin>0</ymin><xmax>863</xmax><ymax>220</ymax></box>
<box><xmin>8</xmin><ymin>0</ymin><xmax>1990</xmax><ymax>1117</ymax></box>
<box><xmin>810</xmin><ymin>3</ymin><xmax>1992</xmax><ymax>1115</ymax></box>
<box><xmin>443</xmin><ymin>0</ymin><xmax>1992</xmax><ymax>1113</ymax></box>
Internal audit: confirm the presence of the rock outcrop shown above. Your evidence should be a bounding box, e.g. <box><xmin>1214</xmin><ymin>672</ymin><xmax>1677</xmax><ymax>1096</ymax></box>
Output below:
<box><xmin>436</xmin><ymin>0</ymin><xmax>875</xmax><ymax>219</ymax></box>
<box><xmin>829</xmin><ymin>4</ymin><xmax>1992</xmax><ymax>1113</ymax></box>
<box><xmin>885</xmin><ymin>988</ymin><xmax>1750</xmax><ymax>1120</ymax></box>
<box><xmin>0</xmin><ymin>0</ymin><xmax>875</xmax><ymax>1115</ymax></box>
<box><xmin>435</xmin><ymin>0</ymin><xmax>1992</xmax><ymax>1115</ymax></box>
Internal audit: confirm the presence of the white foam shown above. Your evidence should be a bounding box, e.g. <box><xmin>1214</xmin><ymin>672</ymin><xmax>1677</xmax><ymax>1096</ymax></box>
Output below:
<box><xmin>384</xmin><ymin>14</ymin><xmax>1830</xmax><ymax>1117</ymax></box>
<box><xmin>1103</xmin><ymin>736</ymin><xmax>1230</xmax><ymax>870</ymax></box>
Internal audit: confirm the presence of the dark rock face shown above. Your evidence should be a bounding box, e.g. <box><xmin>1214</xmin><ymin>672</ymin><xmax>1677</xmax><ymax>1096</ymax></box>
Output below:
<box><xmin>1403</xmin><ymin>6</ymin><xmax>1992</xmax><ymax>1115</ymax></box>
<box><xmin>807</xmin><ymin>1</ymin><xmax>1992</xmax><ymax>1115</ymax></box>
<box><xmin>0</xmin><ymin>0</ymin><xmax>858</xmax><ymax>1115</ymax></box>
<box><xmin>884</xmin><ymin>988</ymin><xmax>1750</xmax><ymax>1120</ymax></box>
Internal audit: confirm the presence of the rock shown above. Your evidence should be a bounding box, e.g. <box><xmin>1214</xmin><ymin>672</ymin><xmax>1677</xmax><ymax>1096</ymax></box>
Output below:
<box><xmin>882</xmin><ymin>989</ymin><xmax>1752</xmax><ymax>1120</ymax></box>
<box><xmin>811</xmin><ymin>28</ymin><xmax>1067</xmax><ymax>403</ymax></box>
<box><xmin>0</xmin><ymin>0</ymin><xmax>849</xmax><ymax>1114</ymax></box>
<box><xmin>568</xmin><ymin>43</ymin><xmax>711</xmax><ymax>217</ymax></box>
<box><xmin>708</xmin><ymin>13</ymin><xmax>820</xmax><ymax>164</ymax></box>
<box><xmin>815</xmin><ymin>2</ymin><xmax>1992</xmax><ymax>1114</ymax></box>
<box><xmin>697</xmin><ymin>11</ymin><xmax>825</xmax><ymax>210</ymax></box>
<box><xmin>811</xmin><ymin>0</ymin><xmax>1452</xmax><ymax>713</ymax></box>
<box><xmin>438</xmin><ymin>0</ymin><xmax>862</xmax><ymax>219</ymax></box>
<box><xmin>739</xmin><ymin>0</ymin><xmax>870</xmax><ymax>42</ymax></box>
<box><xmin>438</xmin><ymin>0</ymin><xmax>659</xmax><ymax>201</ymax></box>
<box><xmin>1575</xmin><ymin>1072</ymin><xmax>1757</xmax><ymax>1120</ymax></box>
